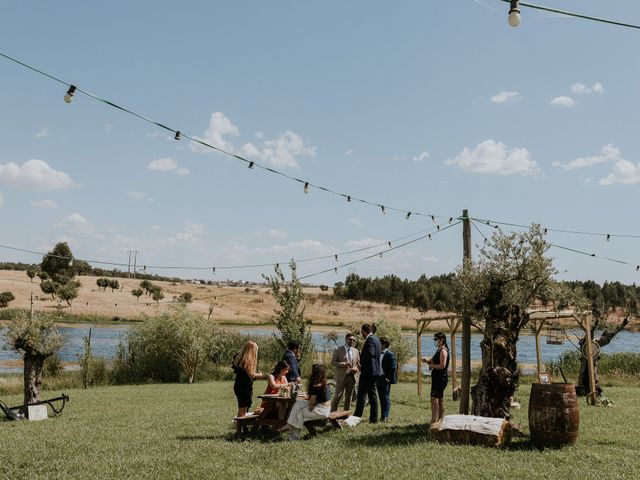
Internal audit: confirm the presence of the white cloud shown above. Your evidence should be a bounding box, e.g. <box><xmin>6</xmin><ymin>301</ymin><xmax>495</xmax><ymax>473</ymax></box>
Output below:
<box><xmin>413</xmin><ymin>151</ymin><xmax>430</xmax><ymax>163</ymax></box>
<box><xmin>55</xmin><ymin>213</ymin><xmax>94</xmax><ymax>234</ymax></box>
<box><xmin>147</xmin><ymin>158</ymin><xmax>189</xmax><ymax>175</ymax></box>
<box><xmin>550</xmin><ymin>96</ymin><xmax>576</xmax><ymax>107</ymax></box>
<box><xmin>35</xmin><ymin>128</ymin><xmax>50</xmax><ymax>138</ymax></box>
<box><xmin>0</xmin><ymin>192</ymin><xmax>4</xmax><ymax>207</ymax></box>
<box><xmin>254</xmin><ymin>239</ymin><xmax>330</xmax><ymax>255</ymax></box>
<box><xmin>255</xmin><ymin>131</ymin><xmax>264</xmax><ymax>139</ymax></box>
<box><xmin>151</xmin><ymin>224</ymin><xmax>163</xmax><ymax>231</ymax></box>
<box><xmin>599</xmin><ymin>160</ymin><xmax>640</xmax><ymax>186</ymax></box>
<box><xmin>347</xmin><ymin>217</ymin><xmax>364</xmax><ymax>227</ymax></box>
<box><xmin>345</xmin><ymin>238</ymin><xmax>381</xmax><ymax>249</ymax></box>
<box><xmin>128</xmin><ymin>191</ymin><xmax>154</xmax><ymax>202</ymax></box>
<box><xmin>37</xmin><ymin>235</ymin><xmax>77</xmax><ymax>252</ymax></box>
<box><xmin>147</xmin><ymin>157</ymin><xmax>178</xmax><ymax>171</ymax></box>
<box><xmin>571</xmin><ymin>82</ymin><xmax>605</xmax><ymax>95</ymax></box>
<box><xmin>555</xmin><ymin>144</ymin><xmax>621</xmax><ymax>171</ymax></box>
<box><xmin>269</xmin><ymin>229</ymin><xmax>287</xmax><ymax>239</ymax></box>
<box><xmin>29</xmin><ymin>199</ymin><xmax>58</xmax><ymax>209</ymax></box>
<box><xmin>445</xmin><ymin>139</ymin><xmax>538</xmax><ymax>176</ymax></box>
<box><xmin>422</xmin><ymin>255</ymin><xmax>439</xmax><ymax>263</ymax></box>
<box><xmin>0</xmin><ymin>159</ymin><xmax>73</xmax><ymax>191</ymax></box>
<box><xmin>192</xmin><ymin>111</ymin><xmax>239</xmax><ymax>152</ymax></box>
<box><xmin>491</xmin><ymin>91</ymin><xmax>521</xmax><ymax>103</ymax></box>
<box><xmin>113</xmin><ymin>220</ymin><xmax>205</xmax><ymax>249</ymax></box>
<box><xmin>241</xmin><ymin>131</ymin><xmax>316</xmax><ymax>169</ymax></box>
<box><xmin>344</xmin><ymin>149</ymin><xmax>354</xmax><ymax>156</ymax></box>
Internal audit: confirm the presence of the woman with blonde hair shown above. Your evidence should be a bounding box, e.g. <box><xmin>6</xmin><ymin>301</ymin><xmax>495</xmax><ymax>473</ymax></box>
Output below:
<box><xmin>232</xmin><ymin>340</ymin><xmax>263</xmax><ymax>417</ymax></box>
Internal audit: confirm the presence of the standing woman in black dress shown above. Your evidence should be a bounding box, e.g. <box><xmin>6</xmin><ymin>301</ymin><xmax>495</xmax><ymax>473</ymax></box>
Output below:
<box><xmin>232</xmin><ymin>340</ymin><xmax>263</xmax><ymax>417</ymax></box>
<box><xmin>423</xmin><ymin>332</ymin><xmax>449</xmax><ymax>424</ymax></box>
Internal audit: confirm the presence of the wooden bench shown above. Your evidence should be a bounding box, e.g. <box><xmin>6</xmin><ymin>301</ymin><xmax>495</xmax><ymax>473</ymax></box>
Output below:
<box><xmin>234</xmin><ymin>414</ymin><xmax>260</xmax><ymax>435</ymax></box>
<box><xmin>304</xmin><ymin>410</ymin><xmax>351</xmax><ymax>437</ymax></box>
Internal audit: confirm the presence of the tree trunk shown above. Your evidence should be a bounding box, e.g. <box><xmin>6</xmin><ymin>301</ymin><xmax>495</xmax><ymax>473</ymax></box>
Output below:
<box><xmin>23</xmin><ymin>353</ymin><xmax>45</xmax><ymax>412</ymax></box>
<box><xmin>471</xmin><ymin>335</ymin><xmax>518</xmax><ymax>419</ymax></box>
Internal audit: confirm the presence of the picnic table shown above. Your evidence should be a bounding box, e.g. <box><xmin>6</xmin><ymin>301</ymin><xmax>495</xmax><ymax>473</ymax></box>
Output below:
<box><xmin>234</xmin><ymin>393</ymin><xmax>351</xmax><ymax>437</ymax></box>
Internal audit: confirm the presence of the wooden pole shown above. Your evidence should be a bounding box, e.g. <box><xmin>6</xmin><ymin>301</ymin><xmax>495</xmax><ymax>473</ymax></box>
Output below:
<box><xmin>584</xmin><ymin>315</ymin><xmax>597</xmax><ymax>405</ymax></box>
<box><xmin>417</xmin><ymin>319</ymin><xmax>423</xmax><ymax>397</ymax></box>
<box><xmin>449</xmin><ymin>318</ymin><xmax>461</xmax><ymax>392</ymax></box>
<box><xmin>460</xmin><ymin>209</ymin><xmax>471</xmax><ymax>414</ymax></box>
<box><xmin>533</xmin><ymin>319</ymin><xmax>545</xmax><ymax>376</ymax></box>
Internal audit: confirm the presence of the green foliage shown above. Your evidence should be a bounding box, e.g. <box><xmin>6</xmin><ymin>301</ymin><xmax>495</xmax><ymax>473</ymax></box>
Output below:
<box><xmin>96</xmin><ymin>277</ymin><xmax>109</xmax><ymax>291</ymax></box>
<box><xmin>4</xmin><ymin>310</ymin><xmax>64</xmax><ymax>359</ymax></box>
<box><xmin>177</xmin><ymin>292</ymin><xmax>193</xmax><ymax>304</ymax></box>
<box><xmin>40</xmin><ymin>279</ymin><xmax>57</xmax><ymax>299</ymax></box>
<box><xmin>334</xmin><ymin>272</ymin><xmax>457</xmax><ymax>312</ymax></box>
<box><xmin>131</xmin><ymin>288</ymin><xmax>144</xmax><ymax>300</ymax></box>
<box><xmin>57</xmin><ymin>280</ymin><xmax>81</xmax><ymax>306</ymax></box>
<box><xmin>26</xmin><ymin>266</ymin><xmax>38</xmax><ymax>282</ymax></box>
<box><xmin>37</xmin><ymin>270</ymin><xmax>49</xmax><ymax>281</ymax></box>
<box><xmin>263</xmin><ymin>260</ymin><xmax>314</xmax><ymax>372</ymax></box>
<box><xmin>151</xmin><ymin>287</ymin><xmax>165</xmax><ymax>304</ymax></box>
<box><xmin>0</xmin><ymin>291</ymin><xmax>15</xmax><ymax>308</ymax></box>
<box><xmin>371</xmin><ymin>317</ymin><xmax>413</xmax><ymax>374</ymax></box>
<box><xmin>42</xmin><ymin>354</ymin><xmax>63</xmax><ymax>377</ymax></box>
<box><xmin>109</xmin><ymin>278</ymin><xmax>120</xmax><ymax>292</ymax></box>
<box><xmin>140</xmin><ymin>280</ymin><xmax>153</xmax><ymax>295</ymax></box>
<box><xmin>548</xmin><ymin>350</ymin><xmax>640</xmax><ymax>379</ymax></box>
<box><xmin>78</xmin><ymin>329</ymin><xmax>109</xmax><ymax>388</ymax></box>
<box><xmin>40</xmin><ymin>242</ymin><xmax>74</xmax><ymax>284</ymax></box>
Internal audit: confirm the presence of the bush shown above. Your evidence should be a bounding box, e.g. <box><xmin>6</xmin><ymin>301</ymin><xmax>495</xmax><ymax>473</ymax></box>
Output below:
<box><xmin>177</xmin><ymin>292</ymin><xmax>193</xmax><ymax>304</ymax></box>
<box><xmin>43</xmin><ymin>354</ymin><xmax>63</xmax><ymax>377</ymax></box>
<box><xmin>546</xmin><ymin>351</ymin><xmax>640</xmax><ymax>379</ymax></box>
<box><xmin>0</xmin><ymin>291</ymin><xmax>15</xmax><ymax>308</ymax></box>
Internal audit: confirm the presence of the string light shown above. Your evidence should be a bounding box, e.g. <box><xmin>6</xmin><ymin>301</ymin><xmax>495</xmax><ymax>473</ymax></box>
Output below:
<box><xmin>248</xmin><ymin>161</ymin><xmax>254</xmax><ymax>169</ymax></box>
<box><xmin>0</xmin><ymin>50</ymin><xmax>451</xmax><ymax>223</ymax></box>
<box><xmin>334</xmin><ymin>254</ymin><xmax>338</xmax><ymax>262</ymax></box>
<box><xmin>381</xmin><ymin>205</ymin><xmax>386</xmax><ymax>215</ymax></box>
<box><xmin>303</xmin><ymin>182</ymin><xmax>309</xmax><ymax>194</ymax></box>
<box><xmin>64</xmin><ymin>85</ymin><xmax>76</xmax><ymax>103</ymax></box>
<box><xmin>379</xmin><ymin>252</ymin><xmax>383</xmax><ymax>258</ymax></box>
<box><xmin>508</xmin><ymin>0</ymin><xmax>521</xmax><ymax>27</ymax></box>
<box><xmin>406</xmin><ymin>212</ymin><xmax>411</xmax><ymax>220</ymax></box>
<box><xmin>334</xmin><ymin>267</ymin><xmax>338</xmax><ymax>274</ymax></box>
<box><xmin>607</xmin><ymin>234</ymin><xmax>611</xmax><ymax>242</ymax></box>
<box><xmin>174</xmin><ymin>131</ymin><xmax>181</xmax><ymax>141</ymax></box>
<box><xmin>212</xmin><ymin>267</ymin><xmax>216</xmax><ymax>274</ymax></box>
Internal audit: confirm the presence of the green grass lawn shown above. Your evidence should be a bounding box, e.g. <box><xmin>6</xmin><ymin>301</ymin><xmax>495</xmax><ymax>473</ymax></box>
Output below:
<box><xmin>1</xmin><ymin>381</ymin><xmax>638</xmax><ymax>480</ymax></box>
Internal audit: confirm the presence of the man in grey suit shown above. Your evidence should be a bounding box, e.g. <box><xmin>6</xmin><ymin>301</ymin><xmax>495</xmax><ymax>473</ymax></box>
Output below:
<box><xmin>353</xmin><ymin>323</ymin><xmax>382</xmax><ymax>423</ymax></box>
<box><xmin>331</xmin><ymin>333</ymin><xmax>360</xmax><ymax>412</ymax></box>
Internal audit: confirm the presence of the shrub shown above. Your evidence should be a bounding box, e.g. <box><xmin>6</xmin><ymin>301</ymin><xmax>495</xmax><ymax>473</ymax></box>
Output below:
<box><xmin>177</xmin><ymin>292</ymin><xmax>193</xmax><ymax>304</ymax></box>
<box><xmin>0</xmin><ymin>291</ymin><xmax>15</xmax><ymax>308</ymax></box>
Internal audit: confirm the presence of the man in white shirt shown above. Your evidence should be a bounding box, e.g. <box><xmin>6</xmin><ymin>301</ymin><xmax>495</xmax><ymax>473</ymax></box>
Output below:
<box><xmin>331</xmin><ymin>333</ymin><xmax>360</xmax><ymax>412</ymax></box>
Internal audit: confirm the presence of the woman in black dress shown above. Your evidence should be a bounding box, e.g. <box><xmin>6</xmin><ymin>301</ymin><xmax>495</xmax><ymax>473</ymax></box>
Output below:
<box><xmin>232</xmin><ymin>340</ymin><xmax>263</xmax><ymax>417</ymax></box>
<box><xmin>422</xmin><ymin>332</ymin><xmax>449</xmax><ymax>424</ymax></box>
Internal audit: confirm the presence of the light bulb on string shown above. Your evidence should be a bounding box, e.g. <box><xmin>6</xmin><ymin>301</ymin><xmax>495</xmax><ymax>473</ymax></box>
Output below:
<box><xmin>212</xmin><ymin>267</ymin><xmax>216</xmax><ymax>274</ymax></box>
<box><xmin>334</xmin><ymin>267</ymin><xmax>338</xmax><ymax>274</ymax></box>
<box><xmin>379</xmin><ymin>252</ymin><xmax>383</xmax><ymax>258</ymax></box>
<box><xmin>636</xmin><ymin>266</ymin><xmax>639</xmax><ymax>271</ymax></box>
<box><xmin>248</xmin><ymin>161</ymin><xmax>254</xmax><ymax>169</ymax></box>
<box><xmin>64</xmin><ymin>85</ymin><xmax>77</xmax><ymax>103</ymax></box>
<box><xmin>334</xmin><ymin>254</ymin><xmax>338</xmax><ymax>262</ymax></box>
<box><xmin>544</xmin><ymin>228</ymin><xmax>548</xmax><ymax>235</ymax></box>
<box><xmin>388</xmin><ymin>241</ymin><xmax>392</xmax><ymax>248</ymax></box>
<box><xmin>406</xmin><ymin>212</ymin><xmax>411</xmax><ymax>220</ymax></box>
<box><xmin>346</xmin><ymin>195</ymin><xmax>351</xmax><ymax>203</ymax></box>
<box><xmin>428</xmin><ymin>234</ymin><xmax>432</xmax><ymax>240</ymax></box>
<box><xmin>606</xmin><ymin>234</ymin><xmax>611</xmax><ymax>242</ymax></box>
<box><xmin>381</xmin><ymin>205</ymin><xmax>386</xmax><ymax>215</ymax></box>
<box><xmin>437</xmin><ymin>225</ymin><xmax>440</xmax><ymax>231</ymax></box>
<box><xmin>448</xmin><ymin>217</ymin><xmax>452</xmax><ymax>224</ymax></box>
<box><xmin>303</xmin><ymin>182</ymin><xmax>309</xmax><ymax>194</ymax></box>
<box><xmin>508</xmin><ymin>0</ymin><xmax>521</xmax><ymax>27</ymax></box>
<box><xmin>174</xmin><ymin>131</ymin><xmax>181</xmax><ymax>141</ymax></box>
<box><xmin>431</xmin><ymin>215</ymin><xmax>436</xmax><ymax>223</ymax></box>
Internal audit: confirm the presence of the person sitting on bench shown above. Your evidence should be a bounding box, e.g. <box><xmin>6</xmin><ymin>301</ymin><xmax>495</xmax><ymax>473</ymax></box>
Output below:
<box><xmin>280</xmin><ymin>363</ymin><xmax>331</xmax><ymax>441</ymax></box>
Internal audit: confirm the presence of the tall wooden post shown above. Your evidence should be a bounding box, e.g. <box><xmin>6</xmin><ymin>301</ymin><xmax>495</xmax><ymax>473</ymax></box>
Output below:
<box><xmin>460</xmin><ymin>209</ymin><xmax>471</xmax><ymax>414</ymax></box>
<box><xmin>448</xmin><ymin>318</ymin><xmax>461</xmax><ymax>393</ymax></box>
<box><xmin>417</xmin><ymin>320</ymin><xmax>423</xmax><ymax>397</ymax></box>
<box><xmin>533</xmin><ymin>319</ymin><xmax>545</xmax><ymax>376</ymax></box>
<box><xmin>584</xmin><ymin>315</ymin><xmax>597</xmax><ymax>405</ymax></box>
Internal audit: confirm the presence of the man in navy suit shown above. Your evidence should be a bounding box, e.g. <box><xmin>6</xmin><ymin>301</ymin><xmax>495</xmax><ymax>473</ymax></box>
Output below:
<box><xmin>377</xmin><ymin>337</ymin><xmax>397</xmax><ymax>422</ymax></box>
<box><xmin>353</xmin><ymin>323</ymin><xmax>382</xmax><ymax>423</ymax></box>
<box><xmin>282</xmin><ymin>341</ymin><xmax>301</xmax><ymax>383</ymax></box>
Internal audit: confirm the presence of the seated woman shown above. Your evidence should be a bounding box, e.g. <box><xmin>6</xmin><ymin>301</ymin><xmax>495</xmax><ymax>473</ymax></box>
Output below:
<box><xmin>280</xmin><ymin>363</ymin><xmax>331</xmax><ymax>441</ymax></box>
<box><xmin>260</xmin><ymin>360</ymin><xmax>291</xmax><ymax>414</ymax></box>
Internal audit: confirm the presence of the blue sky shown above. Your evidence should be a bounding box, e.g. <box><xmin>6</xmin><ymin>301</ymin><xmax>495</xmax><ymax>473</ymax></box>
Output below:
<box><xmin>1</xmin><ymin>0</ymin><xmax>640</xmax><ymax>285</ymax></box>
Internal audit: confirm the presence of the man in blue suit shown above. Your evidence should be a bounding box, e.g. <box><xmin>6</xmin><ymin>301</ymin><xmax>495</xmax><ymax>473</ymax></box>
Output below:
<box><xmin>353</xmin><ymin>323</ymin><xmax>382</xmax><ymax>423</ymax></box>
<box><xmin>282</xmin><ymin>341</ymin><xmax>301</xmax><ymax>383</ymax></box>
<box><xmin>377</xmin><ymin>337</ymin><xmax>397</xmax><ymax>422</ymax></box>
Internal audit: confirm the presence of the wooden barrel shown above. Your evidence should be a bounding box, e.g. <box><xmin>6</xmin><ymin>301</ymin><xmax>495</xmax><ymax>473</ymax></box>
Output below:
<box><xmin>529</xmin><ymin>383</ymin><xmax>579</xmax><ymax>448</ymax></box>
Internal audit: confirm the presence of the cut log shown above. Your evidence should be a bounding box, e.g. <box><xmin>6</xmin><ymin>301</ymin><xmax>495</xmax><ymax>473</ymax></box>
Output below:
<box><xmin>430</xmin><ymin>414</ymin><xmax>512</xmax><ymax>447</ymax></box>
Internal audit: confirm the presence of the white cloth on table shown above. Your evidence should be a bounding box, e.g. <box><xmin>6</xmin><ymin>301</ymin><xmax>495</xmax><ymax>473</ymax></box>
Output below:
<box><xmin>439</xmin><ymin>414</ymin><xmax>506</xmax><ymax>436</ymax></box>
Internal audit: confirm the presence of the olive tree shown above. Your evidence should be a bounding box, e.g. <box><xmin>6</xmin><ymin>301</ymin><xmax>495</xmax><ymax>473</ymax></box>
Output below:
<box><xmin>0</xmin><ymin>291</ymin><xmax>15</xmax><ymax>308</ymax></box>
<box><xmin>263</xmin><ymin>260</ymin><xmax>313</xmax><ymax>372</ymax></box>
<box><xmin>455</xmin><ymin>225</ymin><xmax>561</xmax><ymax>418</ymax></box>
<box><xmin>4</xmin><ymin>311</ymin><xmax>64</xmax><ymax>408</ymax></box>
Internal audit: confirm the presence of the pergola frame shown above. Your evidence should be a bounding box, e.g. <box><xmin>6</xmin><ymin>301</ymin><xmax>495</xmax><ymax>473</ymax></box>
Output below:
<box><xmin>529</xmin><ymin>310</ymin><xmax>597</xmax><ymax>405</ymax></box>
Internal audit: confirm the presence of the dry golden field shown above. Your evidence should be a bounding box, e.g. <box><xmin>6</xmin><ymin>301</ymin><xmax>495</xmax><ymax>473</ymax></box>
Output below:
<box><xmin>0</xmin><ymin>269</ymin><xmax>451</xmax><ymax>331</ymax></box>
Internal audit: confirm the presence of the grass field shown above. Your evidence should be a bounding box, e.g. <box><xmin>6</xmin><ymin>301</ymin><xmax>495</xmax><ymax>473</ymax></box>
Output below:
<box><xmin>1</xmin><ymin>381</ymin><xmax>638</xmax><ymax>480</ymax></box>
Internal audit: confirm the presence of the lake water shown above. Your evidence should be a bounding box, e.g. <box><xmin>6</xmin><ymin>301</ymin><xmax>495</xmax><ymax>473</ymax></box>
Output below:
<box><xmin>1</xmin><ymin>324</ymin><xmax>639</xmax><ymax>373</ymax></box>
